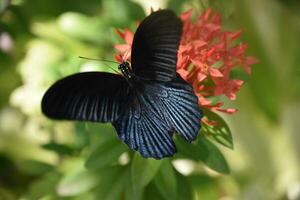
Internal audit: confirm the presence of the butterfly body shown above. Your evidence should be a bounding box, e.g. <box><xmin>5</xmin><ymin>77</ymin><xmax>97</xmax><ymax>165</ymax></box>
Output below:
<box><xmin>42</xmin><ymin>10</ymin><xmax>202</xmax><ymax>159</ymax></box>
<box><xmin>118</xmin><ymin>61</ymin><xmax>134</xmax><ymax>80</ymax></box>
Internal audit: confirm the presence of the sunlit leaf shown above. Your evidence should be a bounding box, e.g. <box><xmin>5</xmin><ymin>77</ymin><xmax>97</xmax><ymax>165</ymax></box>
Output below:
<box><xmin>95</xmin><ymin>166</ymin><xmax>128</xmax><ymax>200</ymax></box>
<box><xmin>58</xmin><ymin>12</ymin><xmax>111</xmax><ymax>45</ymax></box>
<box><xmin>0</xmin><ymin>0</ymin><xmax>9</xmax><ymax>14</ymax></box>
<box><xmin>57</xmin><ymin>169</ymin><xmax>100</xmax><ymax>196</ymax></box>
<box><xmin>102</xmin><ymin>0</ymin><xmax>145</xmax><ymax>28</ymax></box>
<box><xmin>167</xmin><ymin>0</ymin><xmax>185</xmax><ymax>13</ymax></box>
<box><xmin>74</xmin><ymin>122</ymin><xmax>90</xmax><ymax>149</ymax></box>
<box><xmin>176</xmin><ymin>172</ymin><xmax>193</xmax><ymax>200</ymax></box>
<box><xmin>210</xmin><ymin>0</ymin><xmax>236</xmax><ymax>18</ymax></box>
<box><xmin>235</xmin><ymin>0</ymin><xmax>281</xmax><ymax>123</ymax></box>
<box><xmin>196</xmin><ymin>137</ymin><xmax>230</xmax><ymax>174</ymax></box>
<box><xmin>130</xmin><ymin>154</ymin><xmax>162</xmax><ymax>199</ymax></box>
<box><xmin>85</xmin><ymin>137</ymin><xmax>127</xmax><ymax>169</ymax></box>
<box><xmin>27</xmin><ymin>171</ymin><xmax>61</xmax><ymax>199</ymax></box>
<box><xmin>176</xmin><ymin>136</ymin><xmax>230</xmax><ymax>174</ymax></box>
<box><xmin>154</xmin><ymin>160</ymin><xmax>177</xmax><ymax>200</ymax></box>
<box><xmin>202</xmin><ymin>109</ymin><xmax>234</xmax><ymax>149</ymax></box>
<box><xmin>189</xmin><ymin>174</ymin><xmax>218</xmax><ymax>200</ymax></box>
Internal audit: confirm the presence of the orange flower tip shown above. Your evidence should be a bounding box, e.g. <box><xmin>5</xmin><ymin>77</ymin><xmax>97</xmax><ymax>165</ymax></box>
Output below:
<box><xmin>197</xmin><ymin>72</ymin><xmax>207</xmax><ymax>82</ymax></box>
<box><xmin>230</xmin><ymin>30</ymin><xmax>243</xmax><ymax>40</ymax></box>
<box><xmin>177</xmin><ymin>68</ymin><xmax>189</xmax><ymax>80</ymax></box>
<box><xmin>243</xmin><ymin>65</ymin><xmax>251</xmax><ymax>74</ymax></box>
<box><xmin>206</xmin><ymin>47</ymin><xmax>216</xmax><ymax>57</ymax></box>
<box><xmin>114</xmin><ymin>54</ymin><xmax>122</xmax><ymax>63</ymax></box>
<box><xmin>234</xmin><ymin>79</ymin><xmax>244</xmax><ymax>86</ymax></box>
<box><xmin>124</xmin><ymin>29</ymin><xmax>134</xmax><ymax>45</ymax></box>
<box><xmin>115</xmin><ymin>29</ymin><xmax>125</xmax><ymax>39</ymax></box>
<box><xmin>180</xmin><ymin>9</ymin><xmax>193</xmax><ymax>21</ymax></box>
<box><xmin>209</xmin><ymin>68</ymin><xmax>223</xmax><ymax>78</ymax></box>
<box><xmin>211</xmin><ymin>13</ymin><xmax>221</xmax><ymax>24</ymax></box>
<box><xmin>114</xmin><ymin>44</ymin><xmax>130</xmax><ymax>52</ymax></box>
<box><xmin>202</xmin><ymin>118</ymin><xmax>218</xmax><ymax>126</ymax></box>
<box><xmin>197</xmin><ymin>95</ymin><xmax>211</xmax><ymax>107</ymax></box>
<box><xmin>201</xmin><ymin>8</ymin><xmax>213</xmax><ymax>21</ymax></box>
<box><xmin>193</xmin><ymin>40</ymin><xmax>207</xmax><ymax>49</ymax></box>
<box><xmin>199</xmin><ymin>96</ymin><xmax>212</xmax><ymax>106</ymax></box>
<box><xmin>246</xmin><ymin>56</ymin><xmax>259</xmax><ymax>65</ymax></box>
<box><xmin>228</xmin><ymin>94</ymin><xmax>237</xmax><ymax>100</ymax></box>
<box><xmin>216</xmin><ymin>108</ymin><xmax>238</xmax><ymax>114</ymax></box>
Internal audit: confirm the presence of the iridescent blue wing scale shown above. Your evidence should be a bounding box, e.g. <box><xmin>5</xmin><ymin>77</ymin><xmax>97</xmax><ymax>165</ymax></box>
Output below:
<box><xmin>113</xmin><ymin>75</ymin><xmax>201</xmax><ymax>159</ymax></box>
<box><xmin>113</xmin><ymin>91</ymin><xmax>176</xmax><ymax>159</ymax></box>
<box><xmin>154</xmin><ymin>75</ymin><xmax>201</xmax><ymax>142</ymax></box>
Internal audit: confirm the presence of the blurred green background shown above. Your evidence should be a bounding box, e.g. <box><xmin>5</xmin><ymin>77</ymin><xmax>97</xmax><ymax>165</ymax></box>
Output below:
<box><xmin>1</xmin><ymin>0</ymin><xmax>300</xmax><ymax>199</ymax></box>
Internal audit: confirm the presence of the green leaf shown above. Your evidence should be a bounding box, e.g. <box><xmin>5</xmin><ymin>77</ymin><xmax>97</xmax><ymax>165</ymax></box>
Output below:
<box><xmin>175</xmin><ymin>136</ymin><xmax>230</xmax><ymax>174</ymax></box>
<box><xmin>95</xmin><ymin>166</ymin><xmax>128</xmax><ymax>200</ymax></box>
<box><xmin>154</xmin><ymin>160</ymin><xmax>177</xmax><ymax>200</ymax></box>
<box><xmin>57</xmin><ymin>169</ymin><xmax>100</xmax><ymax>196</ymax></box>
<box><xmin>27</xmin><ymin>171</ymin><xmax>61</xmax><ymax>199</ymax></box>
<box><xmin>85</xmin><ymin>137</ymin><xmax>127</xmax><ymax>169</ymax></box>
<box><xmin>167</xmin><ymin>0</ymin><xmax>186</xmax><ymax>13</ymax></box>
<box><xmin>0</xmin><ymin>0</ymin><xmax>9</xmax><ymax>14</ymax></box>
<box><xmin>58</xmin><ymin>12</ymin><xmax>110</xmax><ymax>45</ymax></box>
<box><xmin>42</xmin><ymin>142</ymin><xmax>74</xmax><ymax>156</ymax></box>
<box><xmin>210</xmin><ymin>0</ymin><xmax>236</xmax><ymax>18</ymax></box>
<box><xmin>235</xmin><ymin>0</ymin><xmax>281</xmax><ymax>123</ymax></box>
<box><xmin>19</xmin><ymin>160</ymin><xmax>54</xmax><ymax>176</ymax></box>
<box><xmin>0</xmin><ymin>188</ymin><xmax>15</xmax><ymax>200</ymax></box>
<box><xmin>102</xmin><ymin>0</ymin><xmax>145</xmax><ymax>28</ymax></box>
<box><xmin>143</xmin><ymin>183</ymin><xmax>166</xmax><ymax>200</ymax></box>
<box><xmin>130</xmin><ymin>154</ymin><xmax>162</xmax><ymax>199</ymax></box>
<box><xmin>196</xmin><ymin>137</ymin><xmax>230</xmax><ymax>174</ymax></box>
<box><xmin>189</xmin><ymin>174</ymin><xmax>218</xmax><ymax>200</ymax></box>
<box><xmin>175</xmin><ymin>136</ymin><xmax>200</xmax><ymax>161</ymax></box>
<box><xmin>176</xmin><ymin>172</ymin><xmax>193</xmax><ymax>200</ymax></box>
<box><xmin>202</xmin><ymin>109</ymin><xmax>234</xmax><ymax>149</ymax></box>
<box><xmin>74</xmin><ymin>122</ymin><xmax>90</xmax><ymax>149</ymax></box>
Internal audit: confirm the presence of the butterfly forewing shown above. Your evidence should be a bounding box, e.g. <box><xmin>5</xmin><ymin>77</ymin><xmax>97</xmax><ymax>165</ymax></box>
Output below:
<box><xmin>42</xmin><ymin>72</ymin><xmax>128</xmax><ymax>122</ymax></box>
<box><xmin>131</xmin><ymin>10</ymin><xmax>182</xmax><ymax>81</ymax></box>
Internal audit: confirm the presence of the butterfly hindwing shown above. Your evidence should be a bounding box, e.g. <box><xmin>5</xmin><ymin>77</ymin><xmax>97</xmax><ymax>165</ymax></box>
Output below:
<box><xmin>154</xmin><ymin>75</ymin><xmax>202</xmax><ymax>142</ymax></box>
<box><xmin>113</xmin><ymin>90</ymin><xmax>176</xmax><ymax>159</ymax></box>
<box><xmin>113</xmin><ymin>75</ymin><xmax>201</xmax><ymax>159</ymax></box>
<box><xmin>42</xmin><ymin>72</ymin><xmax>128</xmax><ymax>122</ymax></box>
<box><xmin>131</xmin><ymin>10</ymin><xmax>182</xmax><ymax>81</ymax></box>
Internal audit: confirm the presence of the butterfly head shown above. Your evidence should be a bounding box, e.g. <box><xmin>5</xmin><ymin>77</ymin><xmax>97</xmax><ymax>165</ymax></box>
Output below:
<box><xmin>118</xmin><ymin>61</ymin><xmax>134</xmax><ymax>79</ymax></box>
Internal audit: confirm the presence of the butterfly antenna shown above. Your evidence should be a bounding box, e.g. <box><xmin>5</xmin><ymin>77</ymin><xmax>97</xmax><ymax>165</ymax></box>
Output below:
<box><xmin>79</xmin><ymin>56</ymin><xmax>120</xmax><ymax>64</ymax></box>
<box><xmin>78</xmin><ymin>56</ymin><xmax>120</xmax><ymax>74</ymax></box>
<box><xmin>103</xmin><ymin>62</ymin><xmax>121</xmax><ymax>75</ymax></box>
<box><xmin>122</xmin><ymin>50</ymin><xmax>130</xmax><ymax>62</ymax></box>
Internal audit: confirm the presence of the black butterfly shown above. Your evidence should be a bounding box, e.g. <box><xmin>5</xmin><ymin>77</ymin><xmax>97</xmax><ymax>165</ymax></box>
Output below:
<box><xmin>42</xmin><ymin>9</ymin><xmax>202</xmax><ymax>159</ymax></box>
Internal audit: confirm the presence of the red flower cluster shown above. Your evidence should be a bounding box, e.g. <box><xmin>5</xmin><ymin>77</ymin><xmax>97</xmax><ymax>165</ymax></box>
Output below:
<box><xmin>114</xmin><ymin>9</ymin><xmax>257</xmax><ymax>117</ymax></box>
